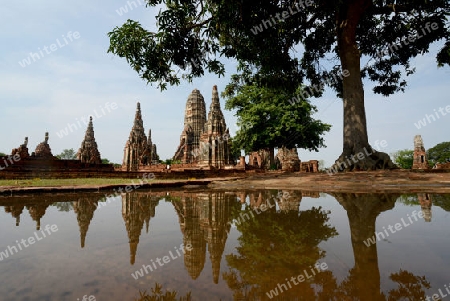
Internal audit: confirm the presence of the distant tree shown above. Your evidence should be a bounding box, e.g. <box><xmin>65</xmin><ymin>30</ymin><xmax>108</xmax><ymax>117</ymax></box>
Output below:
<box><xmin>101</xmin><ymin>158</ymin><xmax>110</xmax><ymax>164</ymax></box>
<box><xmin>52</xmin><ymin>202</ymin><xmax>73</xmax><ymax>212</ymax></box>
<box><xmin>227</xmin><ymin>136</ymin><xmax>242</xmax><ymax>163</ymax></box>
<box><xmin>391</xmin><ymin>149</ymin><xmax>414</xmax><ymax>169</ymax></box>
<box><xmin>0</xmin><ymin>152</ymin><xmax>6</xmax><ymax>157</ymax></box>
<box><xmin>164</xmin><ymin>159</ymin><xmax>173</xmax><ymax>165</ymax></box>
<box><xmin>427</xmin><ymin>141</ymin><xmax>450</xmax><ymax>166</ymax></box>
<box><xmin>56</xmin><ymin>148</ymin><xmax>77</xmax><ymax>160</ymax></box>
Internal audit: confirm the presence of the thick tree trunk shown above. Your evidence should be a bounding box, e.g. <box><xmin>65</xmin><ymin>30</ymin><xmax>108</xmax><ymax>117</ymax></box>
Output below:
<box><xmin>333</xmin><ymin>2</ymin><xmax>396</xmax><ymax>171</ymax></box>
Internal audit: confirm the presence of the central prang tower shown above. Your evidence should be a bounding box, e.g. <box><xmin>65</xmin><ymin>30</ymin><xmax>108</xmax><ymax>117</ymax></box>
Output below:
<box><xmin>173</xmin><ymin>89</ymin><xmax>207</xmax><ymax>163</ymax></box>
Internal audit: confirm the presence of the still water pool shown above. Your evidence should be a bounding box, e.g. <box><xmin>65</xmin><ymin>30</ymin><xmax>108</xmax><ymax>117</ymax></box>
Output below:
<box><xmin>0</xmin><ymin>190</ymin><xmax>449</xmax><ymax>301</ymax></box>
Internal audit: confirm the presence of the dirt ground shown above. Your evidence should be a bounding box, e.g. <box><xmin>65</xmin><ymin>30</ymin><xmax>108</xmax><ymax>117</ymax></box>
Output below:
<box><xmin>1</xmin><ymin>170</ymin><xmax>449</xmax><ymax>195</ymax></box>
<box><xmin>208</xmin><ymin>170</ymin><xmax>450</xmax><ymax>193</ymax></box>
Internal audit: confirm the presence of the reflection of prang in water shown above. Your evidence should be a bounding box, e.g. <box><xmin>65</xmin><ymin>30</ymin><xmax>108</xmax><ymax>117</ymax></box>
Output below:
<box><xmin>73</xmin><ymin>198</ymin><xmax>98</xmax><ymax>248</ymax></box>
<box><xmin>121</xmin><ymin>192</ymin><xmax>161</xmax><ymax>265</ymax></box>
<box><xmin>171</xmin><ymin>191</ymin><xmax>235</xmax><ymax>284</ymax></box>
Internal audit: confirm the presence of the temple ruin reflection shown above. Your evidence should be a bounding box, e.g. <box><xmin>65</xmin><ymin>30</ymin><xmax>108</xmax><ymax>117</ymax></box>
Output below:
<box><xmin>121</xmin><ymin>192</ymin><xmax>162</xmax><ymax>265</ymax></box>
<box><xmin>73</xmin><ymin>198</ymin><xmax>98</xmax><ymax>248</ymax></box>
<box><xmin>171</xmin><ymin>191</ymin><xmax>238</xmax><ymax>283</ymax></box>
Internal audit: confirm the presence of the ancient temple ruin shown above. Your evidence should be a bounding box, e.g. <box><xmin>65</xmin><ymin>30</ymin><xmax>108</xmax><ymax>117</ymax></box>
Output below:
<box><xmin>77</xmin><ymin>116</ymin><xmax>102</xmax><ymax>164</ymax></box>
<box><xmin>412</xmin><ymin>135</ymin><xmax>429</xmax><ymax>170</ymax></box>
<box><xmin>122</xmin><ymin>102</ymin><xmax>158</xmax><ymax>171</ymax></box>
<box><xmin>11</xmin><ymin>137</ymin><xmax>30</xmax><ymax>160</ymax></box>
<box><xmin>275</xmin><ymin>147</ymin><xmax>300</xmax><ymax>171</ymax></box>
<box><xmin>173</xmin><ymin>86</ymin><xmax>233</xmax><ymax>167</ymax></box>
<box><xmin>198</xmin><ymin>86</ymin><xmax>232</xmax><ymax>168</ymax></box>
<box><xmin>173</xmin><ymin>89</ymin><xmax>207</xmax><ymax>163</ymax></box>
<box><xmin>249</xmin><ymin>149</ymin><xmax>272</xmax><ymax>169</ymax></box>
<box><xmin>33</xmin><ymin>132</ymin><xmax>54</xmax><ymax>158</ymax></box>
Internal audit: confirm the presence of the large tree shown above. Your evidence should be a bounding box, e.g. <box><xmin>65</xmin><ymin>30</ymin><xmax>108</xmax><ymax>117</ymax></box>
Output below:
<box><xmin>108</xmin><ymin>0</ymin><xmax>450</xmax><ymax>170</ymax></box>
<box><xmin>391</xmin><ymin>149</ymin><xmax>414</xmax><ymax>169</ymax></box>
<box><xmin>427</xmin><ymin>141</ymin><xmax>450</xmax><ymax>165</ymax></box>
<box><xmin>223</xmin><ymin>84</ymin><xmax>331</xmax><ymax>154</ymax></box>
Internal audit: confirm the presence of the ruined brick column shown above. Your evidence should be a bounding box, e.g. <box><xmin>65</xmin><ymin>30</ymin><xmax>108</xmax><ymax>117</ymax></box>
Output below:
<box><xmin>412</xmin><ymin>135</ymin><xmax>429</xmax><ymax>170</ymax></box>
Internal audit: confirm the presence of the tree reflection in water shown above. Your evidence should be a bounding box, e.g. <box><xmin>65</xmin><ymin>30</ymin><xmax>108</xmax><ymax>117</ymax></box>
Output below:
<box><xmin>223</xmin><ymin>190</ymin><xmax>338</xmax><ymax>300</ymax></box>
<box><xmin>224</xmin><ymin>191</ymin><xmax>432</xmax><ymax>301</ymax></box>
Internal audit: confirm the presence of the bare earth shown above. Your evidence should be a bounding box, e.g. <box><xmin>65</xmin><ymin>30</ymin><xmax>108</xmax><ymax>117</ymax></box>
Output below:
<box><xmin>208</xmin><ymin>170</ymin><xmax>450</xmax><ymax>193</ymax></box>
<box><xmin>1</xmin><ymin>170</ymin><xmax>449</xmax><ymax>195</ymax></box>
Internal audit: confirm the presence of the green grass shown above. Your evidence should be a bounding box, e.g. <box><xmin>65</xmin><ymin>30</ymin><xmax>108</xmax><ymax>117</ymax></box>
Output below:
<box><xmin>0</xmin><ymin>178</ymin><xmax>179</xmax><ymax>187</ymax></box>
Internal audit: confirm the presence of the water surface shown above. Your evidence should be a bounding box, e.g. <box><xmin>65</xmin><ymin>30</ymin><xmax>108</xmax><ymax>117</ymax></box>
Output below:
<box><xmin>0</xmin><ymin>190</ymin><xmax>449</xmax><ymax>301</ymax></box>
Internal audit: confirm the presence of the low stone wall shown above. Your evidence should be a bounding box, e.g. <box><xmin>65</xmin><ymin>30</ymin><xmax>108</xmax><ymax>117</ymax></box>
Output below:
<box><xmin>1</xmin><ymin>157</ymin><xmax>114</xmax><ymax>172</ymax></box>
<box><xmin>0</xmin><ymin>168</ymin><xmax>247</xmax><ymax>180</ymax></box>
<box><xmin>434</xmin><ymin>162</ymin><xmax>450</xmax><ymax>169</ymax></box>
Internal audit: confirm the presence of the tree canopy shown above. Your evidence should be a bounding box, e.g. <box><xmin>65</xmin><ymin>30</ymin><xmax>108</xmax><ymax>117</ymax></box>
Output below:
<box><xmin>108</xmin><ymin>0</ymin><xmax>450</xmax><ymax>170</ymax></box>
<box><xmin>224</xmin><ymin>84</ymin><xmax>331</xmax><ymax>153</ymax></box>
<box><xmin>391</xmin><ymin>149</ymin><xmax>414</xmax><ymax>169</ymax></box>
<box><xmin>427</xmin><ymin>141</ymin><xmax>450</xmax><ymax>165</ymax></box>
<box><xmin>56</xmin><ymin>148</ymin><xmax>77</xmax><ymax>160</ymax></box>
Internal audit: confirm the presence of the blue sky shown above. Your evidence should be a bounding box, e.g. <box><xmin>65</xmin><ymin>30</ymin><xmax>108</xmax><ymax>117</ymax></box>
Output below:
<box><xmin>1</xmin><ymin>1</ymin><xmax>449</xmax><ymax>166</ymax></box>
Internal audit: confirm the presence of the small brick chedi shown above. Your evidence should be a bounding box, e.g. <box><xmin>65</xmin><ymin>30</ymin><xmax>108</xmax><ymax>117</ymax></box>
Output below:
<box><xmin>77</xmin><ymin>116</ymin><xmax>102</xmax><ymax>164</ymax></box>
<box><xmin>173</xmin><ymin>86</ymin><xmax>233</xmax><ymax>168</ymax></box>
<box><xmin>122</xmin><ymin>102</ymin><xmax>158</xmax><ymax>171</ymax></box>
<box><xmin>34</xmin><ymin>132</ymin><xmax>54</xmax><ymax>158</ymax></box>
<box><xmin>412</xmin><ymin>135</ymin><xmax>429</xmax><ymax>170</ymax></box>
<box><xmin>11</xmin><ymin>137</ymin><xmax>30</xmax><ymax>159</ymax></box>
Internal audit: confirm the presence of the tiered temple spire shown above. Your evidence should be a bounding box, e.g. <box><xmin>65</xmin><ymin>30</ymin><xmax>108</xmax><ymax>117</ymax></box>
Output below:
<box><xmin>174</xmin><ymin>86</ymin><xmax>232</xmax><ymax>167</ymax></box>
<box><xmin>77</xmin><ymin>116</ymin><xmax>102</xmax><ymax>164</ymax></box>
<box><xmin>173</xmin><ymin>89</ymin><xmax>207</xmax><ymax>163</ymax></box>
<box><xmin>199</xmin><ymin>85</ymin><xmax>232</xmax><ymax>168</ymax></box>
<box><xmin>122</xmin><ymin>102</ymin><xmax>157</xmax><ymax>171</ymax></box>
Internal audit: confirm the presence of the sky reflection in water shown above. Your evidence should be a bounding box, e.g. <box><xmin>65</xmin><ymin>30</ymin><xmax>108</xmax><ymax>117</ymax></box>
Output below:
<box><xmin>0</xmin><ymin>190</ymin><xmax>449</xmax><ymax>301</ymax></box>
